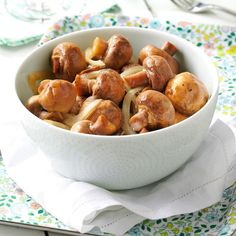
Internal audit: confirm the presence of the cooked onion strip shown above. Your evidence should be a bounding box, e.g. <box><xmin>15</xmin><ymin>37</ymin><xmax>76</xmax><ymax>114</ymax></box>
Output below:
<box><xmin>78</xmin><ymin>99</ymin><xmax>102</xmax><ymax>121</ymax></box>
<box><xmin>85</xmin><ymin>47</ymin><xmax>106</xmax><ymax>67</ymax></box>
<box><xmin>120</xmin><ymin>65</ymin><xmax>144</xmax><ymax>78</ymax></box>
<box><xmin>44</xmin><ymin>120</ymin><xmax>70</xmax><ymax>130</ymax></box>
<box><xmin>80</xmin><ymin>70</ymin><xmax>101</xmax><ymax>80</ymax></box>
<box><xmin>122</xmin><ymin>87</ymin><xmax>144</xmax><ymax>135</ymax></box>
<box><xmin>63</xmin><ymin>113</ymin><xmax>80</xmax><ymax>127</ymax></box>
<box><xmin>64</xmin><ymin>99</ymin><xmax>102</xmax><ymax>127</ymax></box>
<box><xmin>28</xmin><ymin>71</ymin><xmax>52</xmax><ymax>94</ymax></box>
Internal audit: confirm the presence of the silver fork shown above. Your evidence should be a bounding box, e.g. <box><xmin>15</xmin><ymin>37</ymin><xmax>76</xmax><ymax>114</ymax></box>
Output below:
<box><xmin>170</xmin><ymin>0</ymin><xmax>236</xmax><ymax>17</ymax></box>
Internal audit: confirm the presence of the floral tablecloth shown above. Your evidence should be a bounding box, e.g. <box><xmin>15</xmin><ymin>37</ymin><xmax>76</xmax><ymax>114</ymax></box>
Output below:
<box><xmin>0</xmin><ymin>13</ymin><xmax>236</xmax><ymax>236</ymax></box>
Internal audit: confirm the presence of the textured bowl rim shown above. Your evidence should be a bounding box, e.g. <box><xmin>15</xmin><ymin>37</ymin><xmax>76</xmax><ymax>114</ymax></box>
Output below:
<box><xmin>15</xmin><ymin>26</ymin><xmax>219</xmax><ymax>140</ymax></box>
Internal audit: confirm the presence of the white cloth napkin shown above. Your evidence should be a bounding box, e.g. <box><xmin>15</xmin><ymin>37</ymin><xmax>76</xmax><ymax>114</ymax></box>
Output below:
<box><xmin>0</xmin><ymin>119</ymin><xmax>235</xmax><ymax>235</ymax></box>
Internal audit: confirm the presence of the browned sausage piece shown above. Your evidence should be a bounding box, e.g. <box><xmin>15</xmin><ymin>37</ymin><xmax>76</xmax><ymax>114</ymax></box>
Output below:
<box><xmin>161</xmin><ymin>41</ymin><xmax>178</xmax><ymax>56</ymax></box>
<box><xmin>121</xmin><ymin>64</ymin><xmax>148</xmax><ymax>89</ymax></box>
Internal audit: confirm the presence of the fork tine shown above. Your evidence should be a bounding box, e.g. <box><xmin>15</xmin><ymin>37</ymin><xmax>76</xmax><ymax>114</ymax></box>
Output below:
<box><xmin>182</xmin><ymin>0</ymin><xmax>195</xmax><ymax>4</ymax></box>
<box><xmin>171</xmin><ymin>0</ymin><xmax>197</xmax><ymax>11</ymax></box>
<box><xmin>170</xmin><ymin>0</ymin><xmax>187</xmax><ymax>9</ymax></box>
<box><xmin>183</xmin><ymin>0</ymin><xmax>198</xmax><ymax>7</ymax></box>
<box><xmin>171</xmin><ymin>0</ymin><xmax>236</xmax><ymax>15</ymax></box>
<box><xmin>175</xmin><ymin>0</ymin><xmax>193</xmax><ymax>8</ymax></box>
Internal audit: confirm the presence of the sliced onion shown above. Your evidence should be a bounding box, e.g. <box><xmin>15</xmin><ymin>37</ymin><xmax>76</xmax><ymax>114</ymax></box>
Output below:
<box><xmin>44</xmin><ymin>120</ymin><xmax>70</xmax><ymax>130</ymax></box>
<box><xmin>63</xmin><ymin>99</ymin><xmax>102</xmax><ymax>127</ymax></box>
<box><xmin>80</xmin><ymin>70</ymin><xmax>101</xmax><ymax>80</ymax></box>
<box><xmin>63</xmin><ymin>113</ymin><xmax>80</xmax><ymax>127</ymax></box>
<box><xmin>122</xmin><ymin>87</ymin><xmax>144</xmax><ymax>135</ymax></box>
<box><xmin>78</xmin><ymin>99</ymin><xmax>102</xmax><ymax>121</ymax></box>
<box><xmin>85</xmin><ymin>47</ymin><xmax>106</xmax><ymax>67</ymax></box>
<box><xmin>120</xmin><ymin>65</ymin><xmax>144</xmax><ymax>78</ymax></box>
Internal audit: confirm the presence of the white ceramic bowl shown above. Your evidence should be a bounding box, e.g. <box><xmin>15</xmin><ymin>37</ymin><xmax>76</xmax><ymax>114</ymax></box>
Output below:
<box><xmin>15</xmin><ymin>27</ymin><xmax>218</xmax><ymax>190</ymax></box>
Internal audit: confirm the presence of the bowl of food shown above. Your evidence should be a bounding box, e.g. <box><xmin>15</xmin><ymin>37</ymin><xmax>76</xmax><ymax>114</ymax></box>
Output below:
<box><xmin>15</xmin><ymin>27</ymin><xmax>218</xmax><ymax>190</ymax></box>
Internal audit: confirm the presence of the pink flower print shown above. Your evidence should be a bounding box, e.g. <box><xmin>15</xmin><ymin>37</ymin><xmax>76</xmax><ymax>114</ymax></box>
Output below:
<box><xmin>53</xmin><ymin>23</ymin><xmax>61</xmax><ymax>31</ymax></box>
<box><xmin>83</xmin><ymin>14</ymin><xmax>91</xmax><ymax>21</ymax></box>
<box><xmin>203</xmin><ymin>43</ymin><xmax>214</xmax><ymax>56</ymax></box>
<box><xmin>140</xmin><ymin>17</ymin><xmax>150</xmax><ymax>25</ymax></box>
<box><xmin>178</xmin><ymin>21</ymin><xmax>192</xmax><ymax>27</ymax></box>
<box><xmin>30</xmin><ymin>202</ymin><xmax>41</xmax><ymax>210</ymax></box>
<box><xmin>0</xmin><ymin>207</ymin><xmax>9</xmax><ymax>214</ymax></box>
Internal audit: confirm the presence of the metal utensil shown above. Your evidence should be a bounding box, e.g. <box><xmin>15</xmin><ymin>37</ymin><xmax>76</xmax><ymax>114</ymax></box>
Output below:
<box><xmin>170</xmin><ymin>0</ymin><xmax>236</xmax><ymax>17</ymax></box>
